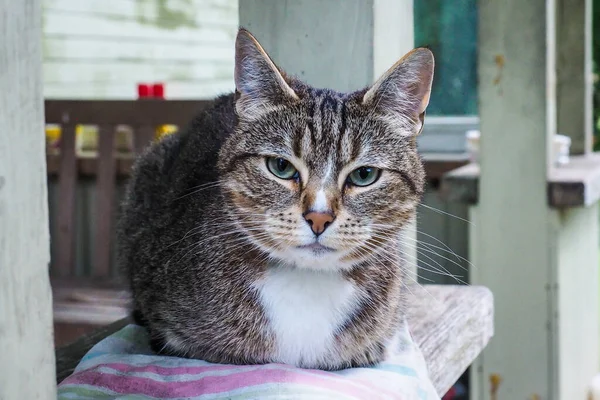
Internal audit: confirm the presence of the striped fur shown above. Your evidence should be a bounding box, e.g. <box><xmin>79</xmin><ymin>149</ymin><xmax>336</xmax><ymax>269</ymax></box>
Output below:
<box><xmin>118</xmin><ymin>28</ymin><xmax>434</xmax><ymax>370</ymax></box>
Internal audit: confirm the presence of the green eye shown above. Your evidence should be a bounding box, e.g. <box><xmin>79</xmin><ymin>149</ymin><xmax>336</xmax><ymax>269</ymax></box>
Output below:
<box><xmin>266</xmin><ymin>157</ymin><xmax>299</xmax><ymax>180</ymax></box>
<box><xmin>347</xmin><ymin>167</ymin><xmax>380</xmax><ymax>187</ymax></box>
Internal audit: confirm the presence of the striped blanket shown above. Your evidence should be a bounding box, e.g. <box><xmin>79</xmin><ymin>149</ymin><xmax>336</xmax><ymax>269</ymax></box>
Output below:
<box><xmin>58</xmin><ymin>323</ymin><xmax>440</xmax><ymax>400</ymax></box>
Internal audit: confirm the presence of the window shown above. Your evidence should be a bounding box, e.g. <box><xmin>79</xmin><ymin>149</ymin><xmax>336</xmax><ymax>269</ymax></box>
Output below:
<box><xmin>414</xmin><ymin>0</ymin><xmax>478</xmax><ymax>116</ymax></box>
<box><xmin>414</xmin><ymin>0</ymin><xmax>478</xmax><ymax>154</ymax></box>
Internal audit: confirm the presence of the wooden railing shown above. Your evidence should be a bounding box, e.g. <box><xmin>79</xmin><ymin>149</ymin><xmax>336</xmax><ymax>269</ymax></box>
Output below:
<box><xmin>45</xmin><ymin>100</ymin><xmax>210</xmax><ymax>281</ymax></box>
<box><xmin>45</xmin><ymin>100</ymin><xmax>469</xmax><ymax>283</ymax></box>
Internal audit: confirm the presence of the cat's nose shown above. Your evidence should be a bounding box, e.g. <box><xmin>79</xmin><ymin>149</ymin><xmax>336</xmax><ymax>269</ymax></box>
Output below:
<box><xmin>304</xmin><ymin>211</ymin><xmax>335</xmax><ymax>236</ymax></box>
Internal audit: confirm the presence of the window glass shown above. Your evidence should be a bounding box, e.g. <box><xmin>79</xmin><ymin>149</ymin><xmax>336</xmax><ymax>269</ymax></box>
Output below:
<box><xmin>414</xmin><ymin>0</ymin><xmax>478</xmax><ymax>115</ymax></box>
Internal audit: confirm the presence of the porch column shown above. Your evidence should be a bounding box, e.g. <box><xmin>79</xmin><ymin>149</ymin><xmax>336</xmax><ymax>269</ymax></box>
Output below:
<box><xmin>0</xmin><ymin>0</ymin><xmax>56</xmax><ymax>398</ymax></box>
<box><xmin>556</xmin><ymin>0</ymin><xmax>594</xmax><ymax>154</ymax></box>
<box><xmin>239</xmin><ymin>0</ymin><xmax>419</xmax><ymax>277</ymax></box>
<box><xmin>472</xmin><ymin>0</ymin><xmax>599</xmax><ymax>398</ymax></box>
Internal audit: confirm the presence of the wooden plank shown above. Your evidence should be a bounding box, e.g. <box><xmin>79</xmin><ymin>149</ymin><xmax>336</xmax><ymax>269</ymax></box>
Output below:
<box><xmin>421</xmin><ymin>152</ymin><xmax>470</xmax><ymax>180</ymax></box>
<box><xmin>47</xmin><ymin>152</ymin><xmax>134</xmax><ymax>177</ymax></box>
<box><xmin>440</xmin><ymin>154</ymin><xmax>600</xmax><ymax>208</ymax></box>
<box><xmin>55</xmin><ymin>285</ymin><xmax>494</xmax><ymax>395</ymax></box>
<box><xmin>45</xmin><ymin>100</ymin><xmax>209</xmax><ymax>126</ymax></box>
<box><xmin>43</xmin><ymin>0</ymin><xmax>237</xmax><ymax>27</ymax></box>
<box><xmin>53</xmin><ymin>302</ymin><xmax>129</xmax><ymax>326</ymax></box>
<box><xmin>43</xmin><ymin>80</ymin><xmax>233</xmax><ymax>100</ymax></box>
<box><xmin>44</xmin><ymin>37</ymin><xmax>235</xmax><ymax>63</ymax></box>
<box><xmin>43</xmin><ymin>12</ymin><xmax>235</xmax><ymax>44</ymax></box>
<box><xmin>55</xmin><ymin>124</ymin><xmax>77</xmax><ymax>276</ymax></box>
<box><xmin>555</xmin><ymin>205</ymin><xmax>600</xmax><ymax>399</ymax></box>
<box><xmin>44</xmin><ymin>60</ymin><xmax>231</xmax><ymax>84</ymax></box>
<box><xmin>408</xmin><ymin>285</ymin><xmax>493</xmax><ymax>395</ymax></box>
<box><xmin>417</xmin><ymin>116</ymin><xmax>479</xmax><ymax>154</ymax></box>
<box><xmin>47</xmin><ymin>151</ymin><xmax>468</xmax><ymax>181</ymax></box>
<box><xmin>94</xmin><ymin>125</ymin><xmax>116</xmax><ymax>277</ymax></box>
<box><xmin>471</xmin><ymin>0</ymin><xmax>557</xmax><ymax>397</ymax></box>
<box><xmin>556</xmin><ymin>0</ymin><xmax>593</xmax><ymax>154</ymax></box>
<box><xmin>0</xmin><ymin>0</ymin><xmax>56</xmax><ymax>397</ymax></box>
<box><xmin>55</xmin><ymin>318</ymin><xmax>130</xmax><ymax>383</ymax></box>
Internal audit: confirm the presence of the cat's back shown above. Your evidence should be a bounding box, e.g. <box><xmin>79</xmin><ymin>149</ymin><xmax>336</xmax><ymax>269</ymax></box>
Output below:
<box><xmin>125</xmin><ymin>93</ymin><xmax>236</xmax><ymax>208</ymax></box>
<box><xmin>117</xmin><ymin>93</ymin><xmax>236</xmax><ymax>274</ymax></box>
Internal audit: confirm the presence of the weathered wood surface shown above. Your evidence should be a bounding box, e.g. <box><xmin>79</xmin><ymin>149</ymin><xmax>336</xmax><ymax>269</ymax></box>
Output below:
<box><xmin>56</xmin><ymin>318</ymin><xmax>131</xmax><ymax>383</ymax></box>
<box><xmin>45</xmin><ymin>99</ymin><xmax>209</xmax><ymax>125</ymax></box>
<box><xmin>55</xmin><ymin>285</ymin><xmax>494</xmax><ymax>396</ymax></box>
<box><xmin>46</xmin><ymin>100</ymin><xmax>211</xmax><ymax>278</ymax></box>
<box><xmin>46</xmin><ymin>151</ymin><xmax>466</xmax><ymax>181</ymax></box>
<box><xmin>0</xmin><ymin>0</ymin><xmax>56</xmax><ymax>397</ymax></box>
<box><xmin>440</xmin><ymin>153</ymin><xmax>600</xmax><ymax>207</ymax></box>
<box><xmin>407</xmin><ymin>285</ymin><xmax>493</xmax><ymax>395</ymax></box>
<box><xmin>42</xmin><ymin>0</ymin><xmax>237</xmax><ymax>99</ymax></box>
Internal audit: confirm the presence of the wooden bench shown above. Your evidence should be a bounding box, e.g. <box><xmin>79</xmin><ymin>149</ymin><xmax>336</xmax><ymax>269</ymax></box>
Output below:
<box><xmin>55</xmin><ymin>284</ymin><xmax>494</xmax><ymax>396</ymax></box>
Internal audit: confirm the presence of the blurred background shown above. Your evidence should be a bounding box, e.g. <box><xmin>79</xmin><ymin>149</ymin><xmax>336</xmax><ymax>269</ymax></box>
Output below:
<box><xmin>41</xmin><ymin>1</ymin><xmax>599</xmax><ymax>399</ymax></box>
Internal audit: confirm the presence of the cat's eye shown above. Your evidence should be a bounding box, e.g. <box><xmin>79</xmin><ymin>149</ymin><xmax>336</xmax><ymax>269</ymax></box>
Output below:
<box><xmin>266</xmin><ymin>157</ymin><xmax>299</xmax><ymax>180</ymax></box>
<box><xmin>347</xmin><ymin>167</ymin><xmax>381</xmax><ymax>187</ymax></box>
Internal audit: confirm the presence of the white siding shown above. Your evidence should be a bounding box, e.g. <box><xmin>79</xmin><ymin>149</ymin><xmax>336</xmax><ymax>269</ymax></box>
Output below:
<box><xmin>42</xmin><ymin>0</ymin><xmax>238</xmax><ymax>99</ymax></box>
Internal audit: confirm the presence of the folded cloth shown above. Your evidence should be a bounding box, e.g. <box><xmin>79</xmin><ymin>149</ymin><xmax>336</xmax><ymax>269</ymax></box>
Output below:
<box><xmin>58</xmin><ymin>323</ymin><xmax>440</xmax><ymax>400</ymax></box>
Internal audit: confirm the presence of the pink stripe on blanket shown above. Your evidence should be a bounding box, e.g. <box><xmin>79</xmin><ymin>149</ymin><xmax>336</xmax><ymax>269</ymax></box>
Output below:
<box><xmin>62</xmin><ymin>366</ymin><xmax>384</xmax><ymax>399</ymax></box>
<box><xmin>94</xmin><ymin>362</ymin><xmax>403</xmax><ymax>399</ymax></box>
<box><xmin>97</xmin><ymin>362</ymin><xmax>246</xmax><ymax>376</ymax></box>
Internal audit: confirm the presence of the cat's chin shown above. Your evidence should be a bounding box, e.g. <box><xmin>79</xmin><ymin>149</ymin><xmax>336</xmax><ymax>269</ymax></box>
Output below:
<box><xmin>270</xmin><ymin>247</ymin><xmax>356</xmax><ymax>272</ymax></box>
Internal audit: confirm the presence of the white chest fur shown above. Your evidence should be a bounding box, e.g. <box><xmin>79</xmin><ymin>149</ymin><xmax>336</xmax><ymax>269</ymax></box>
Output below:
<box><xmin>253</xmin><ymin>265</ymin><xmax>361</xmax><ymax>367</ymax></box>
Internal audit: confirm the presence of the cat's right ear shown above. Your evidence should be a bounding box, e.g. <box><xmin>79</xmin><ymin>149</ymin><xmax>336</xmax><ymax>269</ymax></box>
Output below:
<box><xmin>234</xmin><ymin>28</ymin><xmax>298</xmax><ymax>120</ymax></box>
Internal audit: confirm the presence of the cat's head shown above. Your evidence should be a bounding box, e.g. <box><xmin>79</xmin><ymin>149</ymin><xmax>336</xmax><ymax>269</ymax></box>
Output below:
<box><xmin>218</xmin><ymin>28</ymin><xmax>433</xmax><ymax>271</ymax></box>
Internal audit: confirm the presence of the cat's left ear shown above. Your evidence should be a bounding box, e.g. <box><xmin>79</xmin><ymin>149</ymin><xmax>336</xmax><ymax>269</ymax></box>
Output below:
<box><xmin>234</xmin><ymin>28</ymin><xmax>298</xmax><ymax>120</ymax></box>
<box><xmin>362</xmin><ymin>48</ymin><xmax>434</xmax><ymax>135</ymax></box>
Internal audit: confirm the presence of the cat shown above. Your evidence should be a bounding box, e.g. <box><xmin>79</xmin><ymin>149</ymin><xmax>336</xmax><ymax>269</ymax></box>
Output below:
<box><xmin>117</xmin><ymin>28</ymin><xmax>434</xmax><ymax>370</ymax></box>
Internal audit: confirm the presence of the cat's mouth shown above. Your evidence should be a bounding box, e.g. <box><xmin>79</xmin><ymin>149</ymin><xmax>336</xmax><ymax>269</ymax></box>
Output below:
<box><xmin>297</xmin><ymin>242</ymin><xmax>336</xmax><ymax>254</ymax></box>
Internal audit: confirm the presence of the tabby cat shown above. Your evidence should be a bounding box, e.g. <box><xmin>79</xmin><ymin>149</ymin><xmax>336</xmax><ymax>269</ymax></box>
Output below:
<box><xmin>117</xmin><ymin>28</ymin><xmax>434</xmax><ymax>370</ymax></box>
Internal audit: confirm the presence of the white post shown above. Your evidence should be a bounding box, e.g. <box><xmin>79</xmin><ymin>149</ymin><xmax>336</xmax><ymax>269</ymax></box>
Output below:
<box><xmin>239</xmin><ymin>0</ymin><xmax>418</xmax><ymax>277</ymax></box>
<box><xmin>556</xmin><ymin>0</ymin><xmax>593</xmax><ymax>154</ymax></box>
<box><xmin>0</xmin><ymin>0</ymin><xmax>56</xmax><ymax>398</ymax></box>
<box><xmin>472</xmin><ymin>0</ymin><xmax>599</xmax><ymax>398</ymax></box>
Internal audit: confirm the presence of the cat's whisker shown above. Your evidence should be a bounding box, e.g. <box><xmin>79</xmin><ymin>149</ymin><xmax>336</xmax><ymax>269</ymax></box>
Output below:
<box><xmin>400</xmin><ymin>236</ymin><xmax>473</xmax><ymax>270</ymax></box>
<box><xmin>391</xmin><ymin>239</ymin><xmax>468</xmax><ymax>283</ymax></box>
<box><xmin>368</xmin><ymin>228</ymin><xmax>468</xmax><ymax>285</ymax></box>
<box><xmin>173</xmin><ymin>181</ymin><xmax>225</xmax><ymax>201</ymax></box>
<box><xmin>412</xmin><ymin>229</ymin><xmax>475</xmax><ymax>269</ymax></box>
<box><xmin>369</xmin><ymin>222</ymin><xmax>473</xmax><ymax>269</ymax></box>
<box><xmin>417</xmin><ymin>203</ymin><xmax>474</xmax><ymax>226</ymax></box>
<box><xmin>367</xmin><ymin>232</ymin><xmax>467</xmax><ymax>292</ymax></box>
<box><xmin>166</xmin><ymin>227</ymin><xmax>268</xmax><ymax>265</ymax></box>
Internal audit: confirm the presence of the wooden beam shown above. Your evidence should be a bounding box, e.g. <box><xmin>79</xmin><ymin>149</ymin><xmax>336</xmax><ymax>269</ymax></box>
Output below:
<box><xmin>440</xmin><ymin>153</ymin><xmax>600</xmax><ymax>207</ymax></box>
<box><xmin>472</xmin><ymin>0</ymin><xmax>556</xmax><ymax>397</ymax></box>
<box><xmin>471</xmin><ymin>0</ymin><xmax>599</xmax><ymax>398</ymax></box>
<box><xmin>55</xmin><ymin>124</ymin><xmax>77</xmax><ymax>276</ymax></box>
<box><xmin>94</xmin><ymin>125</ymin><xmax>116</xmax><ymax>277</ymax></box>
<box><xmin>0</xmin><ymin>0</ymin><xmax>56</xmax><ymax>397</ymax></box>
<box><xmin>55</xmin><ymin>285</ymin><xmax>494</xmax><ymax>396</ymax></box>
<box><xmin>556</xmin><ymin>0</ymin><xmax>593</xmax><ymax>154</ymax></box>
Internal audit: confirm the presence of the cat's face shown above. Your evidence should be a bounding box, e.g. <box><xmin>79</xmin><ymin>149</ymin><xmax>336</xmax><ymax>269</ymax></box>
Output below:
<box><xmin>219</xmin><ymin>29</ymin><xmax>433</xmax><ymax>271</ymax></box>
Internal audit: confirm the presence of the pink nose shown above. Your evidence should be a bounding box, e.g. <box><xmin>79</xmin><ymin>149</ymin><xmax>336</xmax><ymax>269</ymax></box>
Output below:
<box><xmin>304</xmin><ymin>212</ymin><xmax>335</xmax><ymax>236</ymax></box>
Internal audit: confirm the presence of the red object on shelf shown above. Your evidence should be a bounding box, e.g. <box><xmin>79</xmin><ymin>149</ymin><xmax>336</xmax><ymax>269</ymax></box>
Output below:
<box><xmin>152</xmin><ymin>83</ymin><xmax>165</xmax><ymax>99</ymax></box>
<box><xmin>137</xmin><ymin>84</ymin><xmax>151</xmax><ymax>98</ymax></box>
